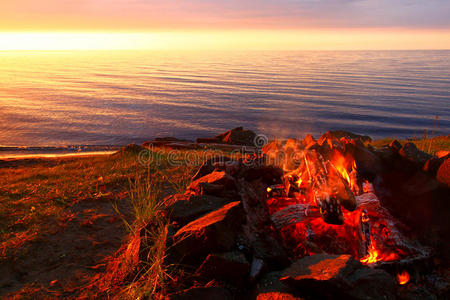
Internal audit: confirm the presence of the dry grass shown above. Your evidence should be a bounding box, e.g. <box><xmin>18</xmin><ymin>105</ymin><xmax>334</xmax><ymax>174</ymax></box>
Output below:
<box><xmin>108</xmin><ymin>148</ymin><xmax>236</xmax><ymax>299</ymax></box>
<box><xmin>0</xmin><ymin>154</ymin><xmax>140</xmax><ymax>261</ymax></box>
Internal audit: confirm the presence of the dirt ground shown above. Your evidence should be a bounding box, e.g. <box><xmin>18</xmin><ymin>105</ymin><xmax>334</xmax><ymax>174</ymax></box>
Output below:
<box><xmin>0</xmin><ymin>157</ymin><xmax>134</xmax><ymax>298</ymax></box>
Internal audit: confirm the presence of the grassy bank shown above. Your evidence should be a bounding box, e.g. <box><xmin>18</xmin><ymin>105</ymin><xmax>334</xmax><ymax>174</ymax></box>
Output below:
<box><xmin>370</xmin><ymin>135</ymin><xmax>449</xmax><ymax>155</ymax></box>
<box><xmin>0</xmin><ymin>146</ymin><xmax>233</xmax><ymax>297</ymax></box>
<box><xmin>0</xmin><ymin>135</ymin><xmax>448</xmax><ymax>297</ymax></box>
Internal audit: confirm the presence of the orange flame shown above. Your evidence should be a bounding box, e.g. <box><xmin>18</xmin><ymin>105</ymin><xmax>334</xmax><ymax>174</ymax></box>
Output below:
<box><xmin>397</xmin><ymin>270</ymin><xmax>410</xmax><ymax>285</ymax></box>
<box><xmin>360</xmin><ymin>244</ymin><xmax>400</xmax><ymax>265</ymax></box>
<box><xmin>332</xmin><ymin>152</ymin><xmax>357</xmax><ymax>192</ymax></box>
<box><xmin>360</xmin><ymin>246</ymin><xmax>381</xmax><ymax>264</ymax></box>
<box><xmin>336</xmin><ymin>163</ymin><xmax>351</xmax><ymax>185</ymax></box>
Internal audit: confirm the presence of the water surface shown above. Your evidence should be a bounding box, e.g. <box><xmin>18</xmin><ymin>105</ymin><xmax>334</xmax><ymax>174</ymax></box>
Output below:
<box><xmin>0</xmin><ymin>50</ymin><xmax>449</xmax><ymax>148</ymax></box>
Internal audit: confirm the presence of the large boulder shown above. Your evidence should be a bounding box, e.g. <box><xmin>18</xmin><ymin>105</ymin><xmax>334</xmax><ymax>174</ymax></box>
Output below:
<box><xmin>280</xmin><ymin>254</ymin><xmax>395</xmax><ymax>299</ymax></box>
<box><xmin>215</xmin><ymin>126</ymin><xmax>257</xmax><ymax>146</ymax></box>
<box><xmin>172</xmin><ymin>201</ymin><xmax>244</xmax><ymax>263</ymax></box>
<box><xmin>166</xmin><ymin>194</ymin><xmax>235</xmax><ymax>226</ymax></box>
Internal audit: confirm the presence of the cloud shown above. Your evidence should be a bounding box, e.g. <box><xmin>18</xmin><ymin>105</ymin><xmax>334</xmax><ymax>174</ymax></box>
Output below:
<box><xmin>1</xmin><ymin>0</ymin><xmax>449</xmax><ymax>31</ymax></box>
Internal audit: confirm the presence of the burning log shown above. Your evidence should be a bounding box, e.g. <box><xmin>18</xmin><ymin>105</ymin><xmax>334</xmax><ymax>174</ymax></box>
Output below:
<box><xmin>356</xmin><ymin>208</ymin><xmax>371</xmax><ymax>258</ymax></box>
<box><xmin>237</xmin><ymin>178</ymin><xmax>290</xmax><ymax>267</ymax></box>
<box><xmin>266</xmin><ymin>150</ymin><xmax>358</xmax><ymax>225</ymax></box>
<box><xmin>291</xmin><ymin>150</ymin><xmax>357</xmax><ymax>224</ymax></box>
<box><xmin>270</xmin><ymin>204</ymin><xmax>321</xmax><ymax>229</ymax></box>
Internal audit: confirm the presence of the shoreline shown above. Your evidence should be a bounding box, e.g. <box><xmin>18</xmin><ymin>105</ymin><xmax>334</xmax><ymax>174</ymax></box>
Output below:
<box><xmin>0</xmin><ymin>151</ymin><xmax>116</xmax><ymax>160</ymax></box>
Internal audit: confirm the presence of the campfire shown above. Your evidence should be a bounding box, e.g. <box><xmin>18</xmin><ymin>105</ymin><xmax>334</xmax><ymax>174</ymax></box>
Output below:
<box><xmin>263</xmin><ymin>143</ymin><xmax>424</xmax><ymax>266</ymax></box>
<box><xmin>148</xmin><ymin>128</ymin><xmax>448</xmax><ymax>298</ymax></box>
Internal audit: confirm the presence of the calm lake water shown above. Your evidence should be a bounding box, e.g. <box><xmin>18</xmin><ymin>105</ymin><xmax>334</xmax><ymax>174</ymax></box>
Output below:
<box><xmin>0</xmin><ymin>50</ymin><xmax>449</xmax><ymax>149</ymax></box>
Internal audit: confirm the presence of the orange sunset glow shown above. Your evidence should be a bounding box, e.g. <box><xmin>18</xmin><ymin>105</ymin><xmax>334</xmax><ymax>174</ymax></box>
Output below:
<box><xmin>1</xmin><ymin>0</ymin><xmax>450</xmax><ymax>50</ymax></box>
<box><xmin>1</xmin><ymin>29</ymin><xmax>449</xmax><ymax>50</ymax></box>
<box><xmin>0</xmin><ymin>0</ymin><xmax>449</xmax><ymax>299</ymax></box>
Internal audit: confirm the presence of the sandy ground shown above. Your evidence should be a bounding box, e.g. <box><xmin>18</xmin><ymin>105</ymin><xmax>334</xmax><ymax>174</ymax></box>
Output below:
<box><xmin>0</xmin><ymin>156</ymin><xmax>134</xmax><ymax>297</ymax></box>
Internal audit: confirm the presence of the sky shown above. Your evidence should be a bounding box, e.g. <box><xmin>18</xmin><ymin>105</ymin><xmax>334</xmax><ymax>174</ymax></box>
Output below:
<box><xmin>0</xmin><ymin>0</ymin><xmax>449</xmax><ymax>50</ymax></box>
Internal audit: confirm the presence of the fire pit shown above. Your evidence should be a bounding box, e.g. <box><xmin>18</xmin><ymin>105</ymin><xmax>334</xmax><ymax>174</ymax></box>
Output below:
<box><xmin>163</xmin><ymin>131</ymin><xmax>449</xmax><ymax>299</ymax></box>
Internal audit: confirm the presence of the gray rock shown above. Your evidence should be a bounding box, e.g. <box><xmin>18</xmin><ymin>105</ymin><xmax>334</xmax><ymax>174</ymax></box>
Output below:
<box><xmin>166</xmin><ymin>195</ymin><xmax>234</xmax><ymax>226</ymax></box>
<box><xmin>172</xmin><ymin>201</ymin><xmax>244</xmax><ymax>264</ymax></box>
<box><xmin>215</xmin><ymin>126</ymin><xmax>257</xmax><ymax>146</ymax></box>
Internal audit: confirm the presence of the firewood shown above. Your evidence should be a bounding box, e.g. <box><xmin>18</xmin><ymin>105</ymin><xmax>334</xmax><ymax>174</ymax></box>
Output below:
<box><xmin>270</xmin><ymin>203</ymin><xmax>321</xmax><ymax>229</ymax></box>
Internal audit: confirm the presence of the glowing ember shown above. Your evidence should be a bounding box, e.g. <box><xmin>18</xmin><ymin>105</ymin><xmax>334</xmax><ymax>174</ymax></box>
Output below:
<box><xmin>397</xmin><ymin>270</ymin><xmax>410</xmax><ymax>285</ymax></box>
